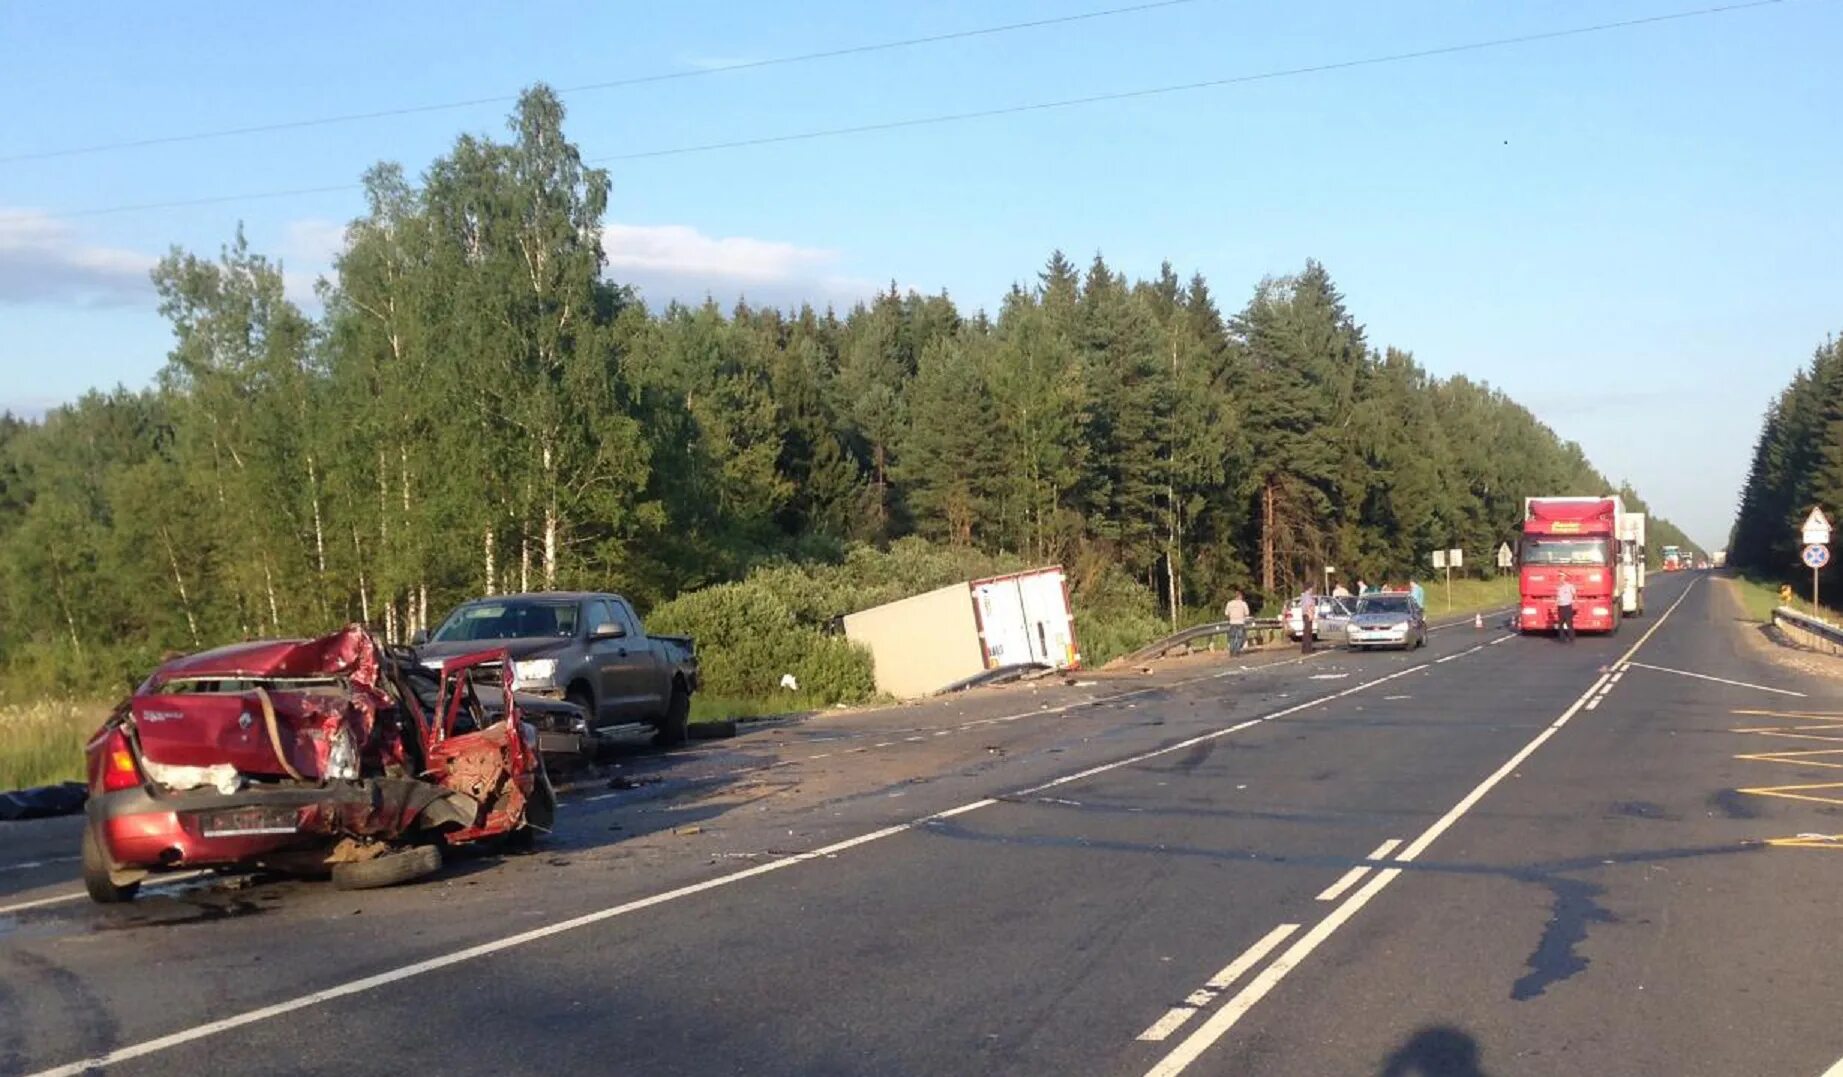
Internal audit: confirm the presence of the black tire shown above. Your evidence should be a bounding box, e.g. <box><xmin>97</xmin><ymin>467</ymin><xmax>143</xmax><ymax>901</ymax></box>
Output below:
<box><xmin>331</xmin><ymin>844</ymin><xmax>442</xmax><ymax>891</ymax></box>
<box><xmin>566</xmin><ymin>684</ymin><xmax>596</xmax><ymax>727</ymax></box>
<box><xmin>82</xmin><ymin>825</ymin><xmax>139</xmax><ymax>904</ymax></box>
<box><xmin>653</xmin><ymin>686</ymin><xmax>690</xmax><ymax>747</ymax></box>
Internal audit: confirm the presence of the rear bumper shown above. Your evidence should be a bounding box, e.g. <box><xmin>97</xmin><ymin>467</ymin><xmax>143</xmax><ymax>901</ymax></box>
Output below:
<box><xmin>87</xmin><ymin>777</ymin><xmax>454</xmax><ymax>870</ymax></box>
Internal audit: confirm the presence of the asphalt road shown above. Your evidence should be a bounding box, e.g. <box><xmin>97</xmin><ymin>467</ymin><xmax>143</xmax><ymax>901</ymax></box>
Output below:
<box><xmin>5</xmin><ymin>571</ymin><xmax>1842</xmax><ymax>1076</ymax></box>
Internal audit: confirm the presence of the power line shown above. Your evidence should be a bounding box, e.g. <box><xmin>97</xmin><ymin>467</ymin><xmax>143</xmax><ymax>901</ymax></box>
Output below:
<box><xmin>45</xmin><ymin>0</ymin><xmax>1795</xmax><ymax>221</ymax></box>
<box><xmin>0</xmin><ymin>0</ymin><xmax>1207</xmax><ymax>165</ymax></box>
<box><xmin>594</xmin><ymin>0</ymin><xmax>1791</xmax><ymax>162</ymax></box>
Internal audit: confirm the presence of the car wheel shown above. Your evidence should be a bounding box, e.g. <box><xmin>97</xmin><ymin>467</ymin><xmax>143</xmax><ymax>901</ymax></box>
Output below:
<box><xmin>653</xmin><ymin>687</ymin><xmax>691</xmax><ymax>748</ymax></box>
<box><xmin>82</xmin><ymin>825</ymin><xmax>140</xmax><ymax>904</ymax></box>
<box><xmin>331</xmin><ymin>844</ymin><xmax>443</xmax><ymax>891</ymax></box>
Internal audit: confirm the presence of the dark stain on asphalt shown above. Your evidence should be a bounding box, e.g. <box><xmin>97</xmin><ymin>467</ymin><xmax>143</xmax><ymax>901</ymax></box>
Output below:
<box><xmin>1511</xmin><ymin>877</ymin><xmax>1617</xmax><ymax>1001</ymax></box>
<box><xmin>1611</xmin><ymin>800</ymin><xmax>1674</xmax><ymax>821</ymax></box>
<box><xmin>1709</xmin><ymin>789</ymin><xmax>1762</xmax><ymax>819</ymax></box>
<box><xmin>93</xmin><ymin>895</ymin><xmax>267</xmax><ymax>932</ymax></box>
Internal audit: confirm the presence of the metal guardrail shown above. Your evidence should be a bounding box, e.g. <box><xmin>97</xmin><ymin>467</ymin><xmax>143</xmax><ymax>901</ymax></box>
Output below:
<box><xmin>1110</xmin><ymin>618</ymin><xmax>1287</xmax><ymax>667</ymax></box>
<box><xmin>1771</xmin><ymin>605</ymin><xmax>1843</xmax><ymax>654</ymax></box>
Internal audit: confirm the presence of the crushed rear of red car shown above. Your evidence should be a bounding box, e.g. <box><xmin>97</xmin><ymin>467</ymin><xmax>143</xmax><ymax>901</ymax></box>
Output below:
<box><xmin>81</xmin><ymin>625</ymin><xmax>555</xmax><ymax>903</ymax></box>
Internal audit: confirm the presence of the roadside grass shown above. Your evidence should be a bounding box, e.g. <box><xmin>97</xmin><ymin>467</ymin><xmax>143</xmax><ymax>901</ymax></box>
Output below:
<box><xmin>0</xmin><ymin>699</ymin><xmax>106</xmax><ymax>791</ymax></box>
<box><xmin>1396</xmin><ymin>575</ymin><xmax>1520</xmax><ymax>619</ymax></box>
<box><xmin>1729</xmin><ymin>573</ymin><xmax>1843</xmax><ymax>625</ymax></box>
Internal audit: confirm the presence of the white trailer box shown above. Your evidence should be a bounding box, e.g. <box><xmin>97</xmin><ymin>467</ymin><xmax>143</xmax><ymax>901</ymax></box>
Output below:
<box><xmin>842</xmin><ymin>566</ymin><xmax>1080</xmax><ymax>699</ymax></box>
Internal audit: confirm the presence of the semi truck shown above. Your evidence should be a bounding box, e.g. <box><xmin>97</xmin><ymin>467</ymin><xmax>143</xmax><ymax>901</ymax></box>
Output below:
<box><xmin>1517</xmin><ymin>495</ymin><xmax>1644</xmax><ymax>635</ymax></box>
<box><xmin>1661</xmin><ymin>545</ymin><xmax>1683</xmax><ymax>572</ymax></box>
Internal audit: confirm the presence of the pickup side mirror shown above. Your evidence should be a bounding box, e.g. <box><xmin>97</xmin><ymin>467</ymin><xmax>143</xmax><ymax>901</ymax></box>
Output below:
<box><xmin>591</xmin><ymin>621</ymin><xmax>626</xmax><ymax>640</ymax></box>
<box><xmin>409</xmin><ymin>628</ymin><xmax>429</xmax><ymax>646</ymax></box>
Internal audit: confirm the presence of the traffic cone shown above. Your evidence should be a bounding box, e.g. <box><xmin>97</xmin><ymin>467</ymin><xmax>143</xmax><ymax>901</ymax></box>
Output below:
<box><xmin>1474</xmin><ymin>612</ymin><xmax>1483</xmax><ymax>630</ymax></box>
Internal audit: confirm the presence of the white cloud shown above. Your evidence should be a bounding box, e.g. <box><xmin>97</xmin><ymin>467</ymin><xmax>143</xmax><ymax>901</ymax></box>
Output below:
<box><xmin>0</xmin><ymin>208</ymin><xmax>157</xmax><ymax>307</ymax></box>
<box><xmin>279</xmin><ymin>218</ymin><xmax>346</xmax><ymax>309</ymax></box>
<box><xmin>603</xmin><ymin>221</ymin><xmax>879</xmax><ymax>310</ymax></box>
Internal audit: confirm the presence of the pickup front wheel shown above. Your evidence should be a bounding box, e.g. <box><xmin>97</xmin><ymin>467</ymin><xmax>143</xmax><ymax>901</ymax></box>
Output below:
<box><xmin>654</xmin><ymin>687</ymin><xmax>690</xmax><ymax>747</ymax></box>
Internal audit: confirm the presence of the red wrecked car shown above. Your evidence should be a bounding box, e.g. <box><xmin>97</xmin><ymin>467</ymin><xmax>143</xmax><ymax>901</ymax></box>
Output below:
<box><xmin>81</xmin><ymin>624</ymin><xmax>555</xmax><ymax>903</ymax></box>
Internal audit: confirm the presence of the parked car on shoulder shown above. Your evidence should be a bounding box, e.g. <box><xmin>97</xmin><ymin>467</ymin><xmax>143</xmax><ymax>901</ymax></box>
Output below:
<box><xmin>1284</xmin><ymin>594</ymin><xmax>1353</xmax><ymax>641</ymax></box>
<box><xmin>1345</xmin><ymin>592</ymin><xmax>1428</xmax><ymax>650</ymax></box>
<box><xmin>416</xmin><ymin>591</ymin><xmax>699</xmax><ymax>756</ymax></box>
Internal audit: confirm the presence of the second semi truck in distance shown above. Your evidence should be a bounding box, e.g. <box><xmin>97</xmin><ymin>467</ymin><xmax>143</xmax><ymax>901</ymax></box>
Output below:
<box><xmin>1517</xmin><ymin>495</ymin><xmax>1646</xmax><ymax>635</ymax></box>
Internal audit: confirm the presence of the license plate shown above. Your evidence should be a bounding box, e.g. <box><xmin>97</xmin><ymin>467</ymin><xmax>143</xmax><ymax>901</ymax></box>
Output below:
<box><xmin>198</xmin><ymin>806</ymin><xmax>298</xmax><ymax>838</ymax></box>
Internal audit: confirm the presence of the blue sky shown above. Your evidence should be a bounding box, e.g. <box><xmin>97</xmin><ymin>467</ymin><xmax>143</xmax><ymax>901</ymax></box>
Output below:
<box><xmin>2</xmin><ymin>0</ymin><xmax>1838</xmax><ymax>549</ymax></box>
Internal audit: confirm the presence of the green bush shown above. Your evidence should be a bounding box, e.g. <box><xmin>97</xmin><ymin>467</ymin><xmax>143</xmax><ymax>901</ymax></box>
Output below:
<box><xmin>1069</xmin><ymin>561</ymin><xmax>1169</xmax><ymax>666</ymax></box>
<box><xmin>646</xmin><ymin>580</ymin><xmax>874</xmax><ymax>705</ymax></box>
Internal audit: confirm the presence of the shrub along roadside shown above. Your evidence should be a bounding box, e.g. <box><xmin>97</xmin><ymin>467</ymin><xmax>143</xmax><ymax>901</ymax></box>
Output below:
<box><xmin>0</xmin><ymin>699</ymin><xmax>103</xmax><ymax>790</ymax></box>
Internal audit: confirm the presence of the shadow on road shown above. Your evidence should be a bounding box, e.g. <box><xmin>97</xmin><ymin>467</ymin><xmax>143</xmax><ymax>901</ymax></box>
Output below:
<box><xmin>1379</xmin><ymin>1026</ymin><xmax>1490</xmax><ymax>1077</ymax></box>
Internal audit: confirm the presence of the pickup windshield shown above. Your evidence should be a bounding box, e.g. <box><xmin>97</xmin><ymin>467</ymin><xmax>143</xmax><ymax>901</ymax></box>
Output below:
<box><xmin>431</xmin><ymin>600</ymin><xmax>579</xmax><ymax>642</ymax></box>
<box><xmin>1522</xmin><ymin>538</ymin><xmax>1611</xmax><ymax>566</ymax></box>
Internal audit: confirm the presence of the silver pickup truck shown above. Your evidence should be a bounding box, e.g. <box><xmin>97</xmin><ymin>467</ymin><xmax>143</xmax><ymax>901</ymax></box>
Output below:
<box><xmin>414</xmin><ymin>591</ymin><xmax>699</xmax><ymax>756</ymax></box>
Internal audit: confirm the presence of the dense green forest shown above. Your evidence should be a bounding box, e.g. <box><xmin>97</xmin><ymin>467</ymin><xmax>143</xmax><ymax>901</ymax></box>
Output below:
<box><xmin>1731</xmin><ymin>334</ymin><xmax>1843</xmax><ymax>580</ymax></box>
<box><xmin>0</xmin><ymin>87</ymin><xmax>1696</xmax><ymax>697</ymax></box>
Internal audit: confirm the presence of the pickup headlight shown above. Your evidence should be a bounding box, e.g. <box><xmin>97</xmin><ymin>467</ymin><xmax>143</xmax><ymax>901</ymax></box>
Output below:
<box><xmin>512</xmin><ymin>658</ymin><xmax>559</xmax><ymax>690</ymax></box>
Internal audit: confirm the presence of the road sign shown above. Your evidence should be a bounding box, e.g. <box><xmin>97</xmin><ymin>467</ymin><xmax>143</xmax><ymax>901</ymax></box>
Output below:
<box><xmin>1432</xmin><ymin>550</ymin><xmax>1446</xmax><ymax>569</ymax></box>
<box><xmin>1497</xmin><ymin>543</ymin><xmax>1514</xmax><ymax>569</ymax></box>
<box><xmin>1802</xmin><ymin>507</ymin><xmax>1831</xmax><ymax>547</ymax></box>
<box><xmin>1804</xmin><ymin>544</ymin><xmax>1830</xmax><ymax>569</ymax></box>
<box><xmin>1448</xmin><ymin>548</ymin><xmax>1464</xmax><ymax>569</ymax></box>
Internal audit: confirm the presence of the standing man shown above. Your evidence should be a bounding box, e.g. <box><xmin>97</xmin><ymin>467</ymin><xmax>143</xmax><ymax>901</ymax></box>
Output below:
<box><xmin>1556</xmin><ymin>571</ymin><xmax>1577</xmax><ymax>643</ymax></box>
<box><xmin>1300</xmin><ymin>587</ymin><xmax>1318</xmax><ymax>655</ymax></box>
<box><xmin>1355</xmin><ymin>578</ymin><xmax>1368</xmax><ymax>597</ymax></box>
<box><xmin>1332</xmin><ymin>580</ymin><xmax>1351</xmax><ymax>600</ymax></box>
<box><xmin>1410</xmin><ymin>578</ymin><xmax>1426</xmax><ymax>610</ymax></box>
<box><xmin>1224</xmin><ymin>590</ymin><xmax>1251</xmax><ymax>657</ymax></box>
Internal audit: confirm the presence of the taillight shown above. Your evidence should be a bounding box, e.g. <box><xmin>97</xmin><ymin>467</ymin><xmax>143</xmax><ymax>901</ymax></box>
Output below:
<box><xmin>100</xmin><ymin>729</ymin><xmax>143</xmax><ymax>792</ymax></box>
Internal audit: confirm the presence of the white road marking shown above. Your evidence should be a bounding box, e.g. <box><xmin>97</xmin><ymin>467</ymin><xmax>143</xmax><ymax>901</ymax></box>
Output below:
<box><xmin>1314</xmin><ymin>838</ymin><xmax>1403</xmax><ymax>902</ymax></box>
<box><xmin>0</xmin><ymin>870</ymin><xmax>215</xmax><ymax>918</ymax></box>
<box><xmin>1817</xmin><ymin>1052</ymin><xmax>1843</xmax><ymax>1077</ymax></box>
<box><xmin>1136</xmin><ymin>923</ymin><xmax>1299</xmax><ymax>1042</ymax></box>
<box><xmin>1142</xmin><ymin>579</ymin><xmax>1702</xmax><ymax>1077</ymax></box>
<box><xmin>1624</xmin><ymin>661</ymin><xmax>1805</xmax><ymax>697</ymax></box>
<box><xmin>0</xmin><ymin>856</ymin><xmax>78</xmax><ymax>875</ymax></box>
<box><xmin>24</xmin><ymin>617</ymin><xmax>1506</xmax><ymax>1077</ymax></box>
<box><xmin>1435</xmin><ymin>654</ymin><xmax>1459</xmax><ymax>664</ymax></box>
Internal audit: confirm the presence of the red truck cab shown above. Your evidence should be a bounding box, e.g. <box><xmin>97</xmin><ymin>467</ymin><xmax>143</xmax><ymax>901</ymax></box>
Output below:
<box><xmin>1518</xmin><ymin>496</ymin><xmax>1625</xmax><ymax>635</ymax></box>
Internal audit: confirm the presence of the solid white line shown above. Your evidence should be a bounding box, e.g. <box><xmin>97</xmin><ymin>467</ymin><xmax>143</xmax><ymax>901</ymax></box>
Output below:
<box><xmin>1142</xmin><ymin>580</ymin><xmax>1703</xmax><ymax>1077</ymax></box>
<box><xmin>1135</xmin><ymin>923</ymin><xmax>1299</xmax><ymax>1042</ymax></box>
<box><xmin>0</xmin><ymin>870</ymin><xmax>215</xmax><ymax>918</ymax></box>
<box><xmin>1624</xmin><ymin>661</ymin><xmax>1805</xmax><ymax>697</ymax></box>
<box><xmin>1816</xmin><ymin>1053</ymin><xmax>1843</xmax><ymax>1077</ymax></box>
<box><xmin>1435</xmin><ymin>654</ymin><xmax>1458</xmax><ymax>664</ymax></box>
<box><xmin>25</xmin><ymin>623</ymin><xmax>1494</xmax><ymax>1076</ymax></box>
<box><xmin>1313</xmin><ymin>838</ymin><xmax>1402</xmax><ymax>902</ymax></box>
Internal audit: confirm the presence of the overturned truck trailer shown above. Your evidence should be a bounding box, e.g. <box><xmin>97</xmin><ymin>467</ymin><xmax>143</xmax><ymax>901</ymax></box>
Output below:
<box><xmin>843</xmin><ymin>566</ymin><xmax>1080</xmax><ymax>700</ymax></box>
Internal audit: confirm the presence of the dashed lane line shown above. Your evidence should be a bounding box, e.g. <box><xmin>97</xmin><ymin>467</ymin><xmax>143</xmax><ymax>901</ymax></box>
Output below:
<box><xmin>1314</xmin><ymin>838</ymin><xmax>1403</xmax><ymax>902</ymax></box>
<box><xmin>1140</xmin><ymin>577</ymin><xmax>1702</xmax><ymax>1077</ymax></box>
<box><xmin>1136</xmin><ymin>923</ymin><xmax>1300</xmax><ymax>1042</ymax></box>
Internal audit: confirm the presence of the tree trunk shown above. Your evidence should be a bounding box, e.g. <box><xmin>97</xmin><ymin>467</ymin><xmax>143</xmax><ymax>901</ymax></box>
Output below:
<box><xmin>384</xmin><ymin>601</ymin><xmax>398</xmax><ymax>644</ymax></box>
<box><xmin>307</xmin><ymin>454</ymin><xmax>327</xmax><ymax>576</ymax></box>
<box><xmin>484</xmin><ymin>526</ymin><xmax>496</xmax><ymax>595</ymax></box>
<box><xmin>520</xmin><ymin>530</ymin><xmax>531</xmax><ymax>593</ymax></box>
<box><xmin>159</xmin><ymin>526</ymin><xmax>202</xmax><ymax>646</ymax></box>
<box><xmin>52</xmin><ymin>563</ymin><xmax>82</xmax><ymax>658</ymax></box>
<box><xmin>418</xmin><ymin>585</ymin><xmax>428</xmax><ymax>637</ymax></box>
<box><xmin>542</xmin><ymin>440</ymin><xmax>558</xmax><ymax>589</ymax></box>
<box><xmin>1262</xmin><ymin>478</ymin><xmax>1276</xmax><ymax>595</ymax></box>
<box><xmin>261</xmin><ymin>555</ymin><xmax>282</xmax><ymax>633</ymax></box>
<box><xmin>352</xmin><ymin>523</ymin><xmax>371</xmax><ymax>625</ymax></box>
